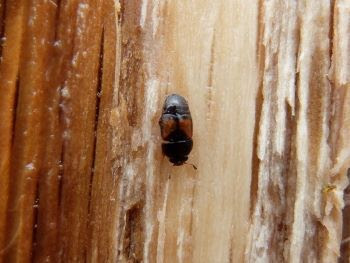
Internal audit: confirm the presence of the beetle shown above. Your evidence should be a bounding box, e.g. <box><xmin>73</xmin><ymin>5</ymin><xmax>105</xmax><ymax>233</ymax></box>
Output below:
<box><xmin>159</xmin><ymin>94</ymin><xmax>197</xmax><ymax>169</ymax></box>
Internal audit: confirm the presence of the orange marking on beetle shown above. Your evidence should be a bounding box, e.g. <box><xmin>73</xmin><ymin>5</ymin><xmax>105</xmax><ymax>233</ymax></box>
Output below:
<box><xmin>161</xmin><ymin>118</ymin><xmax>177</xmax><ymax>139</ymax></box>
<box><xmin>178</xmin><ymin>118</ymin><xmax>193</xmax><ymax>138</ymax></box>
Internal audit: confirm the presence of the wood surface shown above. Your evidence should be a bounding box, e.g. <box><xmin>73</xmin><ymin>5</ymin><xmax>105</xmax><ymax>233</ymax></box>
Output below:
<box><xmin>0</xmin><ymin>0</ymin><xmax>349</xmax><ymax>262</ymax></box>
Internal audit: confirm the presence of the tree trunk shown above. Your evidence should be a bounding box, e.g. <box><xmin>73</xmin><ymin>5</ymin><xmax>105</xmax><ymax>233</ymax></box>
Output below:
<box><xmin>0</xmin><ymin>0</ymin><xmax>349</xmax><ymax>262</ymax></box>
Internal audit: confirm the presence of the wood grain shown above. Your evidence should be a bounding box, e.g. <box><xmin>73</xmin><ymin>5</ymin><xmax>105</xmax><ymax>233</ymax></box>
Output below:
<box><xmin>0</xmin><ymin>1</ymin><xmax>27</xmax><ymax>260</ymax></box>
<box><xmin>0</xmin><ymin>0</ymin><xmax>349</xmax><ymax>262</ymax></box>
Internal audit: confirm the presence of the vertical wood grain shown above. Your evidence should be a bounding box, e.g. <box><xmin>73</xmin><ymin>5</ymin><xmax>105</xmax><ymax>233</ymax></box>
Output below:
<box><xmin>0</xmin><ymin>0</ymin><xmax>349</xmax><ymax>262</ymax></box>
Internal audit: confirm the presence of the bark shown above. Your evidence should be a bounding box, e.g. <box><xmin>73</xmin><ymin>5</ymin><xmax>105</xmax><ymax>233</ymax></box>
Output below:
<box><xmin>0</xmin><ymin>0</ymin><xmax>349</xmax><ymax>262</ymax></box>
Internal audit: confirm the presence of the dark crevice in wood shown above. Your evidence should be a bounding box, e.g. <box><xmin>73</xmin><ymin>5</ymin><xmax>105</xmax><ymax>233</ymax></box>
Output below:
<box><xmin>122</xmin><ymin>202</ymin><xmax>144</xmax><ymax>262</ymax></box>
<box><xmin>11</xmin><ymin>76</ymin><xmax>20</xmax><ymax>146</ymax></box>
<box><xmin>83</xmin><ymin>26</ymin><xmax>104</xmax><ymax>262</ymax></box>
<box><xmin>30</xmin><ymin>179</ymin><xmax>40</xmax><ymax>261</ymax></box>
<box><xmin>53</xmin><ymin>0</ymin><xmax>62</xmax><ymax>42</ymax></box>
<box><xmin>87</xmin><ymin>27</ymin><xmax>104</xmax><ymax>216</ymax></box>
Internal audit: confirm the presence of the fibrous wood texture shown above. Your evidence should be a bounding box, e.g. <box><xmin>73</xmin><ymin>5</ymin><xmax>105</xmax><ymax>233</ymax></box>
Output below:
<box><xmin>0</xmin><ymin>0</ymin><xmax>349</xmax><ymax>263</ymax></box>
<box><xmin>247</xmin><ymin>1</ymin><xmax>350</xmax><ymax>262</ymax></box>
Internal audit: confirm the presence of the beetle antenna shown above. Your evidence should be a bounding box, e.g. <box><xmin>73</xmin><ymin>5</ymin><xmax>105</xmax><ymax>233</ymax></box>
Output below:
<box><xmin>185</xmin><ymin>162</ymin><xmax>197</xmax><ymax>170</ymax></box>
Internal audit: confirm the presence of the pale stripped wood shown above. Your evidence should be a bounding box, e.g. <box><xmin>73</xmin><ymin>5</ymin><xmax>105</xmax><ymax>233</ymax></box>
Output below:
<box><xmin>0</xmin><ymin>0</ymin><xmax>349</xmax><ymax>262</ymax></box>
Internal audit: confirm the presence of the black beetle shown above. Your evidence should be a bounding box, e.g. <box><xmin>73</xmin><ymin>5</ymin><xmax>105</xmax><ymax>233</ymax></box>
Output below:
<box><xmin>159</xmin><ymin>94</ymin><xmax>197</xmax><ymax>169</ymax></box>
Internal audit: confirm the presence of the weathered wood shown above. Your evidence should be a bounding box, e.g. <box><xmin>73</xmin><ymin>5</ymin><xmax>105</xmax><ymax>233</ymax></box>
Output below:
<box><xmin>0</xmin><ymin>1</ymin><xmax>28</xmax><ymax>261</ymax></box>
<box><xmin>247</xmin><ymin>1</ymin><xmax>350</xmax><ymax>262</ymax></box>
<box><xmin>0</xmin><ymin>0</ymin><xmax>349</xmax><ymax>262</ymax></box>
